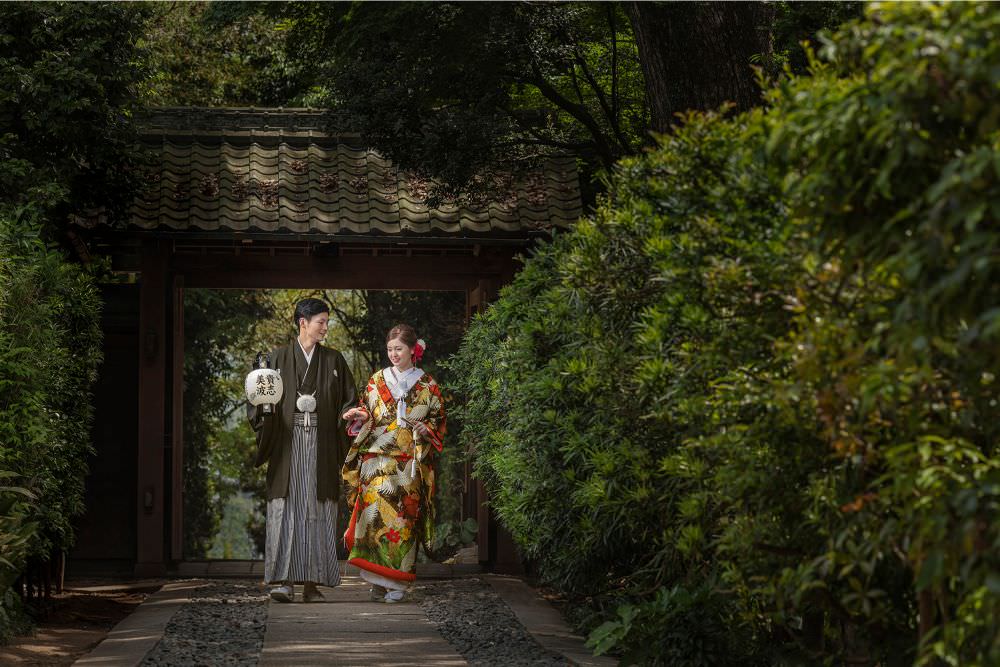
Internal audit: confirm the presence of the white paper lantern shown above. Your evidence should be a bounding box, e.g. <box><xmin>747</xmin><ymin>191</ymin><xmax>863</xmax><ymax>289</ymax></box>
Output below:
<box><xmin>245</xmin><ymin>368</ymin><xmax>283</xmax><ymax>406</ymax></box>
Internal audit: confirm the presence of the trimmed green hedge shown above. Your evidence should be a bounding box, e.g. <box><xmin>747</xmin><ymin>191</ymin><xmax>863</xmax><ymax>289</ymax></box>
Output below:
<box><xmin>447</xmin><ymin>4</ymin><xmax>1000</xmax><ymax>665</ymax></box>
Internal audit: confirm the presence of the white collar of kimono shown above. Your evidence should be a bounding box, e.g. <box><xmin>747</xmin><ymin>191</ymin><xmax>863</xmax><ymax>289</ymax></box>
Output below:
<box><xmin>298</xmin><ymin>340</ymin><xmax>315</xmax><ymax>366</ymax></box>
<box><xmin>385</xmin><ymin>366</ymin><xmax>423</xmax><ymax>401</ymax></box>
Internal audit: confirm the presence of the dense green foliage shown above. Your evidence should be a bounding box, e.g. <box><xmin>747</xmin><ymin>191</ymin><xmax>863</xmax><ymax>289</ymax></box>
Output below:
<box><xmin>450</xmin><ymin>108</ymin><xmax>791</xmax><ymax>665</ymax></box>
<box><xmin>0</xmin><ymin>473</ymin><xmax>33</xmax><ymax>643</ymax></box>
<box><xmin>448</xmin><ymin>4</ymin><xmax>1000</xmax><ymax>665</ymax></box>
<box><xmin>0</xmin><ymin>209</ymin><xmax>105</xmax><ymax>636</ymax></box>
<box><xmin>213</xmin><ymin>1</ymin><xmax>858</xmax><ymax>205</ymax></box>
<box><xmin>140</xmin><ymin>2</ymin><xmax>300</xmax><ymax>107</ymax></box>
<box><xmin>0</xmin><ymin>3</ymin><xmax>148</xmax><ymax>227</ymax></box>
<box><xmin>0</xmin><ymin>211</ymin><xmax>104</xmax><ymax>560</ymax></box>
<box><xmin>769</xmin><ymin>1</ymin><xmax>864</xmax><ymax>75</ymax></box>
<box><xmin>183</xmin><ymin>289</ymin><xmax>271</xmax><ymax>559</ymax></box>
<box><xmin>0</xmin><ymin>2</ymin><xmax>147</xmax><ymax>639</ymax></box>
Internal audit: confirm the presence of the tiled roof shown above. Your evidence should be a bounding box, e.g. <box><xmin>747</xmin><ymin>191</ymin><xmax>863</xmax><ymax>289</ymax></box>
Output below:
<box><xmin>118</xmin><ymin>107</ymin><xmax>582</xmax><ymax>238</ymax></box>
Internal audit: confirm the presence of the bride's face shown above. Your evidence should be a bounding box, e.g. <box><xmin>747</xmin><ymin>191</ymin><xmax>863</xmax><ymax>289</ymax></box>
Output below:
<box><xmin>387</xmin><ymin>337</ymin><xmax>414</xmax><ymax>369</ymax></box>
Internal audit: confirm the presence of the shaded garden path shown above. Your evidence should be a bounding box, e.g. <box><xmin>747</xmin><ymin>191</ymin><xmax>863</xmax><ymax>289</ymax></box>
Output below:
<box><xmin>72</xmin><ymin>573</ymin><xmax>612</xmax><ymax>666</ymax></box>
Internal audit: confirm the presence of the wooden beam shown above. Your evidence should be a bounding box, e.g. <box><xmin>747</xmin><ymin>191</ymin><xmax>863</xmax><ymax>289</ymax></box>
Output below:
<box><xmin>174</xmin><ymin>253</ymin><xmax>519</xmax><ymax>290</ymax></box>
<box><xmin>183</xmin><ymin>272</ymin><xmax>497</xmax><ymax>290</ymax></box>
<box><xmin>136</xmin><ymin>241</ymin><xmax>167</xmax><ymax>576</ymax></box>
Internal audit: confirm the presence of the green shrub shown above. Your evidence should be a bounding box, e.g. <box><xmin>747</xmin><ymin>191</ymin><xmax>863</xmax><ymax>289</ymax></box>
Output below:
<box><xmin>0</xmin><ymin>473</ymin><xmax>34</xmax><ymax>643</ymax></box>
<box><xmin>449</xmin><ymin>107</ymin><xmax>794</xmax><ymax>664</ymax></box>
<box><xmin>448</xmin><ymin>3</ymin><xmax>1000</xmax><ymax>664</ymax></box>
<box><xmin>0</xmin><ymin>471</ymin><xmax>35</xmax><ymax>639</ymax></box>
<box><xmin>0</xmin><ymin>1</ymin><xmax>146</xmax><ymax>643</ymax></box>
<box><xmin>758</xmin><ymin>3</ymin><xmax>1000</xmax><ymax>663</ymax></box>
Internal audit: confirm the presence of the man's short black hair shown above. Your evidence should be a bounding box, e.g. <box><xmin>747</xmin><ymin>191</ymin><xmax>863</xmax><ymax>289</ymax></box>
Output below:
<box><xmin>293</xmin><ymin>298</ymin><xmax>329</xmax><ymax>327</ymax></box>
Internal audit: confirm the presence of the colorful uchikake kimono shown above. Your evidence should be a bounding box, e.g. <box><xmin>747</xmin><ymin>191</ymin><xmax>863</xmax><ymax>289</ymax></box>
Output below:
<box><xmin>342</xmin><ymin>366</ymin><xmax>445</xmax><ymax>598</ymax></box>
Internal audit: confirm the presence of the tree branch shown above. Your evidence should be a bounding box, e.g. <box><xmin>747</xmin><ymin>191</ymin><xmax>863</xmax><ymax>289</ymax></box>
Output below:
<box><xmin>607</xmin><ymin>5</ymin><xmax>621</xmax><ymax>134</ymax></box>
<box><xmin>566</xmin><ymin>58</ymin><xmax>589</xmax><ymax>108</ymax></box>
<box><xmin>572</xmin><ymin>43</ymin><xmax>633</xmax><ymax>155</ymax></box>
<box><xmin>494</xmin><ymin>106</ymin><xmax>598</xmax><ymax>158</ymax></box>
<box><xmin>323</xmin><ymin>290</ymin><xmax>377</xmax><ymax>371</ymax></box>
<box><xmin>524</xmin><ymin>62</ymin><xmax>617</xmax><ymax>169</ymax></box>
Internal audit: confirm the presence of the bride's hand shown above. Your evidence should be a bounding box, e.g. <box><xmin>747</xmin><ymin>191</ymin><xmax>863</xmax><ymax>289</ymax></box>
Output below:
<box><xmin>411</xmin><ymin>421</ymin><xmax>431</xmax><ymax>438</ymax></box>
<box><xmin>342</xmin><ymin>407</ymin><xmax>367</xmax><ymax>421</ymax></box>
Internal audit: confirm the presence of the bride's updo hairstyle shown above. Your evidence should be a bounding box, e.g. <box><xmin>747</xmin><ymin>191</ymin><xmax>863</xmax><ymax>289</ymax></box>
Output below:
<box><xmin>386</xmin><ymin>323</ymin><xmax>418</xmax><ymax>347</ymax></box>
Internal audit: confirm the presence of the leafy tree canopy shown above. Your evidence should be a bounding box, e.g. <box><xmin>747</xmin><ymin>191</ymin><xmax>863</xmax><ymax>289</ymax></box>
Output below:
<box><xmin>218</xmin><ymin>1</ymin><xmax>648</xmax><ymax>203</ymax></box>
<box><xmin>206</xmin><ymin>1</ymin><xmax>859</xmax><ymax>205</ymax></box>
<box><xmin>140</xmin><ymin>2</ymin><xmax>303</xmax><ymax>107</ymax></box>
<box><xmin>0</xmin><ymin>2</ymin><xmax>149</xmax><ymax>230</ymax></box>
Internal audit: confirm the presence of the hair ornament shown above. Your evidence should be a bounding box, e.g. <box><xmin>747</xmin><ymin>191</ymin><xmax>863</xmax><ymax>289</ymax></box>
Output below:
<box><xmin>413</xmin><ymin>338</ymin><xmax>426</xmax><ymax>363</ymax></box>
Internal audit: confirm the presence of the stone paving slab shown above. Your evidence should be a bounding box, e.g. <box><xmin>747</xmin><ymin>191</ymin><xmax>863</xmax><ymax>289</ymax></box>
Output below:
<box><xmin>485</xmin><ymin>574</ymin><xmax>617</xmax><ymax>667</ymax></box>
<box><xmin>63</xmin><ymin>580</ymin><xmax>167</xmax><ymax>595</ymax></box>
<box><xmin>73</xmin><ymin>580</ymin><xmax>203</xmax><ymax>666</ymax></box>
<box><xmin>260</xmin><ymin>577</ymin><xmax>467</xmax><ymax>666</ymax></box>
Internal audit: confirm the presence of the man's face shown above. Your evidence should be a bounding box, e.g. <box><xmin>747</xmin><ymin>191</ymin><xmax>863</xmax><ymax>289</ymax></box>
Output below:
<box><xmin>300</xmin><ymin>312</ymin><xmax>329</xmax><ymax>344</ymax></box>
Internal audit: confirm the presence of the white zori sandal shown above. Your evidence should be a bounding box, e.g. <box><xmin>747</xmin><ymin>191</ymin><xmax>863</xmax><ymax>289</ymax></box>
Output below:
<box><xmin>270</xmin><ymin>583</ymin><xmax>294</xmax><ymax>603</ymax></box>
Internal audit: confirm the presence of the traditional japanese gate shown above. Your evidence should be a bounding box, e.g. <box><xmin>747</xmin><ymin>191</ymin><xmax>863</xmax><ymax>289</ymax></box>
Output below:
<box><xmin>67</xmin><ymin>108</ymin><xmax>582</xmax><ymax>577</ymax></box>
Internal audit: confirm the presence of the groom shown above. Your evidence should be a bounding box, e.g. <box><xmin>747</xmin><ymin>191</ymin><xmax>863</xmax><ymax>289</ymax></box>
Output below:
<box><xmin>248</xmin><ymin>298</ymin><xmax>356</xmax><ymax>602</ymax></box>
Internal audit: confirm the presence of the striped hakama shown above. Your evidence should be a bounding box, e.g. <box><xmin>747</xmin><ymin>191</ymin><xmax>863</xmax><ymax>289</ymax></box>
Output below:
<box><xmin>264</xmin><ymin>413</ymin><xmax>341</xmax><ymax>586</ymax></box>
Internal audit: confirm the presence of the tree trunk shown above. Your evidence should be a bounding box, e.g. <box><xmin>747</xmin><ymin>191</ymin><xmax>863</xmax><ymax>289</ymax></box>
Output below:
<box><xmin>918</xmin><ymin>589</ymin><xmax>935</xmax><ymax>647</ymax></box>
<box><xmin>626</xmin><ymin>1</ymin><xmax>774</xmax><ymax>134</ymax></box>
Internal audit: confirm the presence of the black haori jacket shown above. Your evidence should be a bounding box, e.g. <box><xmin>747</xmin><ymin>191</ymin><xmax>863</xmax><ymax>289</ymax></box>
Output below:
<box><xmin>247</xmin><ymin>341</ymin><xmax>357</xmax><ymax>501</ymax></box>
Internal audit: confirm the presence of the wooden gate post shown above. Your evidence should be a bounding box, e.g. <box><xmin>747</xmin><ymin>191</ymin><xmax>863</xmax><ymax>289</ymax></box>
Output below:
<box><xmin>135</xmin><ymin>240</ymin><xmax>167</xmax><ymax>576</ymax></box>
<box><xmin>170</xmin><ymin>276</ymin><xmax>185</xmax><ymax>562</ymax></box>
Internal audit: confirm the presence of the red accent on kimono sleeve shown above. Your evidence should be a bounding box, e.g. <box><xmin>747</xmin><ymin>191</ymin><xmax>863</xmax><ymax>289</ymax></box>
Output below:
<box><xmin>344</xmin><ymin>495</ymin><xmax>360</xmax><ymax>550</ymax></box>
<box><xmin>346</xmin><ymin>405</ymin><xmax>369</xmax><ymax>436</ymax></box>
<box><xmin>427</xmin><ymin>379</ymin><xmax>444</xmax><ymax>399</ymax></box>
<box><xmin>425</xmin><ymin>425</ymin><xmax>444</xmax><ymax>452</ymax></box>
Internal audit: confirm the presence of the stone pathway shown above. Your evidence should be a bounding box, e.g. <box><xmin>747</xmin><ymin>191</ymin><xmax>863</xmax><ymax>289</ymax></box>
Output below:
<box><xmin>75</xmin><ymin>580</ymin><xmax>204</xmax><ymax>666</ymax></box>
<box><xmin>261</xmin><ymin>576</ymin><xmax>465</xmax><ymax>666</ymax></box>
<box><xmin>73</xmin><ymin>573</ymin><xmax>614</xmax><ymax>666</ymax></box>
<box><xmin>143</xmin><ymin>582</ymin><xmax>267</xmax><ymax>665</ymax></box>
<box><xmin>484</xmin><ymin>576</ymin><xmax>611</xmax><ymax>667</ymax></box>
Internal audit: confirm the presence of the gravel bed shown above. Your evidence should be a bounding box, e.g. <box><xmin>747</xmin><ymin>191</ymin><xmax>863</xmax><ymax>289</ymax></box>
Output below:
<box><xmin>141</xmin><ymin>582</ymin><xmax>268</xmax><ymax>666</ymax></box>
<box><xmin>416</xmin><ymin>577</ymin><xmax>570</xmax><ymax>666</ymax></box>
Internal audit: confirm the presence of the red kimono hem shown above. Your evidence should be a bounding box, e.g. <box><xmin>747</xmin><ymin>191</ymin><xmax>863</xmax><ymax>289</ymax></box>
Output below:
<box><xmin>349</xmin><ymin>557</ymin><xmax>417</xmax><ymax>582</ymax></box>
